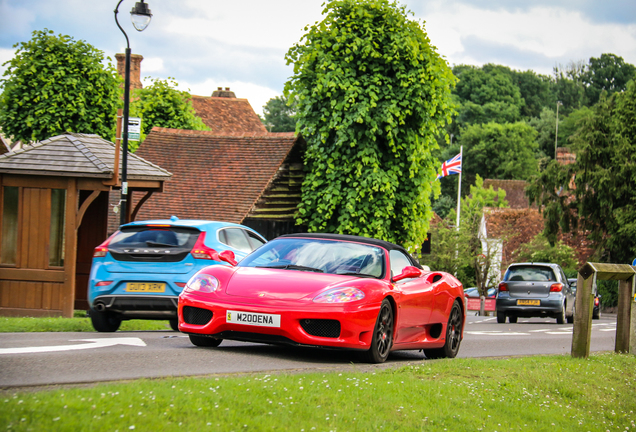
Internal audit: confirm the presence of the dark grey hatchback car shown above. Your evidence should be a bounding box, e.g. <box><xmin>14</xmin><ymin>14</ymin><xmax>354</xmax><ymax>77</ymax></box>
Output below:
<box><xmin>496</xmin><ymin>263</ymin><xmax>576</xmax><ymax>324</ymax></box>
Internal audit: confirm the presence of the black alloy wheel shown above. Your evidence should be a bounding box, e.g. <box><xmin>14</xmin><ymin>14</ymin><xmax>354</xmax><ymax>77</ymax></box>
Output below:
<box><xmin>497</xmin><ymin>312</ymin><xmax>506</xmax><ymax>324</ymax></box>
<box><xmin>425</xmin><ymin>301</ymin><xmax>463</xmax><ymax>359</ymax></box>
<box><xmin>189</xmin><ymin>334</ymin><xmax>223</xmax><ymax>347</ymax></box>
<box><xmin>362</xmin><ymin>299</ymin><xmax>394</xmax><ymax>363</ymax></box>
<box><xmin>567</xmin><ymin>304</ymin><xmax>575</xmax><ymax>324</ymax></box>
<box><xmin>90</xmin><ymin>309</ymin><xmax>122</xmax><ymax>332</ymax></box>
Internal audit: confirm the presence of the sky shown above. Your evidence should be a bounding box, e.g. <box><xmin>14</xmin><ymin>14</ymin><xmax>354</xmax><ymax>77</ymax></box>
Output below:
<box><xmin>1</xmin><ymin>0</ymin><xmax>635</xmax><ymax>116</ymax></box>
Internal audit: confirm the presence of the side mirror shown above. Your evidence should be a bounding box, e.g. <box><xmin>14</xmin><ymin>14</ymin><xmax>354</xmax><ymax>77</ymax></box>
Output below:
<box><xmin>393</xmin><ymin>266</ymin><xmax>422</xmax><ymax>283</ymax></box>
<box><xmin>218</xmin><ymin>250</ymin><xmax>238</xmax><ymax>266</ymax></box>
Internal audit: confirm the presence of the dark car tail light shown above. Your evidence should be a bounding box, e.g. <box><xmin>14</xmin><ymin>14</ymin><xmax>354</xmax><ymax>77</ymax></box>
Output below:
<box><xmin>594</xmin><ymin>297</ymin><xmax>600</xmax><ymax>307</ymax></box>
<box><xmin>191</xmin><ymin>232</ymin><xmax>219</xmax><ymax>260</ymax></box>
<box><xmin>498</xmin><ymin>282</ymin><xmax>509</xmax><ymax>292</ymax></box>
<box><xmin>93</xmin><ymin>231</ymin><xmax>118</xmax><ymax>257</ymax></box>
<box><xmin>550</xmin><ymin>283</ymin><xmax>563</xmax><ymax>292</ymax></box>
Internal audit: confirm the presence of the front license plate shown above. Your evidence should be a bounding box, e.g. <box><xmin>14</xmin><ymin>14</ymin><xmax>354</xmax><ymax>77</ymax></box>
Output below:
<box><xmin>226</xmin><ymin>310</ymin><xmax>281</xmax><ymax>327</ymax></box>
<box><xmin>517</xmin><ymin>299</ymin><xmax>540</xmax><ymax>306</ymax></box>
<box><xmin>125</xmin><ymin>282</ymin><xmax>166</xmax><ymax>293</ymax></box>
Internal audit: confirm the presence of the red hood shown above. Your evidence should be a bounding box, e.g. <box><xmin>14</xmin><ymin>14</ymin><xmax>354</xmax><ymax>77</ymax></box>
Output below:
<box><xmin>225</xmin><ymin>267</ymin><xmax>359</xmax><ymax>300</ymax></box>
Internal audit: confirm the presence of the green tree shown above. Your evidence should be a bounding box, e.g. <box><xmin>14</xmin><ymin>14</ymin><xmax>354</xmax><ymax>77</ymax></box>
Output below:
<box><xmin>459</xmin><ymin>121</ymin><xmax>539</xmax><ymax>184</ymax></box>
<box><xmin>528</xmin><ymin>107</ymin><xmax>557</xmax><ymax>158</ymax></box>
<box><xmin>284</xmin><ymin>0</ymin><xmax>456</xmax><ymax>249</ymax></box>
<box><xmin>0</xmin><ymin>29</ymin><xmax>120</xmax><ymax>143</ymax></box>
<box><xmin>513</xmin><ymin>233</ymin><xmax>578</xmax><ymax>271</ymax></box>
<box><xmin>582</xmin><ymin>53</ymin><xmax>636</xmax><ymax>105</ymax></box>
<box><xmin>129</xmin><ymin>77</ymin><xmax>207</xmax><ymax>151</ymax></box>
<box><xmin>552</xmin><ymin>61</ymin><xmax>586</xmax><ymax>115</ymax></box>
<box><xmin>262</xmin><ymin>95</ymin><xmax>297</xmax><ymax>132</ymax></box>
<box><xmin>452</xmin><ymin>64</ymin><xmax>524</xmax><ymax>128</ymax></box>
<box><xmin>511</xmin><ymin>69</ymin><xmax>554</xmax><ymax>119</ymax></box>
<box><xmin>527</xmin><ymin>81</ymin><xmax>636</xmax><ymax>263</ymax></box>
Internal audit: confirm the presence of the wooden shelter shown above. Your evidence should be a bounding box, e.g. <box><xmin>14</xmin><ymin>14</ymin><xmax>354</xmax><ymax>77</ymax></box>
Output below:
<box><xmin>0</xmin><ymin>133</ymin><xmax>171</xmax><ymax>317</ymax></box>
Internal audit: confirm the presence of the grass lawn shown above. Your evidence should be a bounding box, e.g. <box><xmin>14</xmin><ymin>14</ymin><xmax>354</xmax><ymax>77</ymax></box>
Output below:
<box><xmin>1</xmin><ymin>352</ymin><xmax>635</xmax><ymax>431</ymax></box>
<box><xmin>0</xmin><ymin>312</ymin><xmax>171</xmax><ymax>333</ymax></box>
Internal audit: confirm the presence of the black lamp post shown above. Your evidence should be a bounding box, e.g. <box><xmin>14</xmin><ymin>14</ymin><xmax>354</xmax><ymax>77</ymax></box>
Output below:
<box><xmin>114</xmin><ymin>0</ymin><xmax>152</xmax><ymax>225</ymax></box>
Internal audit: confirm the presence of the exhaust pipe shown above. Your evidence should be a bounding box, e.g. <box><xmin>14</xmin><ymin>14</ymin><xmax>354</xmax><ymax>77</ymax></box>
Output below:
<box><xmin>94</xmin><ymin>302</ymin><xmax>106</xmax><ymax>312</ymax></box>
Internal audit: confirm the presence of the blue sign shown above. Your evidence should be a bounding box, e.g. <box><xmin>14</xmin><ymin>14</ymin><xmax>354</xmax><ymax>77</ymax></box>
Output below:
<box><xmin>633</xmin><ymin>258</ymin><xmax>636</xmax><ymax>266</ymax></box>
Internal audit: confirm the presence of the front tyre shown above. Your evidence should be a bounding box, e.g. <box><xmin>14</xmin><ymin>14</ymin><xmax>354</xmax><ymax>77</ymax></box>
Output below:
<box><xmin>425</xmin><ymin>301</ymin><xmax>463</xmax><ymax>359</ymax></box>
<box><xmin>169</xmin><ymin>319</ymin><xmax>179</xmax><ymax>331</ymax></box>
<box><xmin>362</xmin><ymin>299</ymin><xmax>393</xmax><ymax>363</ymax></box>
<box><xmin>90</xmin><ymin>309</ymin><xmax>122</xmax><ymax>332</ymax></box>
<box><xmin>497</xmin><ymin>312</ymin><xmax>506</xmax><ymax>323</ymax></box>
<box><xmin>189</xmin><ymin>334</ymin><xmax>222</xmax><ymax>347</ymax></box>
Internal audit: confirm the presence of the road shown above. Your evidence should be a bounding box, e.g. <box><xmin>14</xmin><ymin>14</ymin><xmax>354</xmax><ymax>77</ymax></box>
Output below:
<box><xmin>0</xmin><ymin>314</ymin><xmax>618</xmax><ymax>388</ymax></box>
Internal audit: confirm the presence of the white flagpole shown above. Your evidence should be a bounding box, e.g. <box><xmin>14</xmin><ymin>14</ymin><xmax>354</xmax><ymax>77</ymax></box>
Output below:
<box><xmin>455</xmin><ymin>145</ymin><xmax>463</xmax><ymax>230</ymax></box>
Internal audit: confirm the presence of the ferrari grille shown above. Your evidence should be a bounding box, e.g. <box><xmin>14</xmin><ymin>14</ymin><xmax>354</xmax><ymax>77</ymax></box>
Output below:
<box><xmin>300</xmin><ymin>319</ymin><xmax>341</xmax><ymax>338</ymax></box>
<box><xmin>183</xmin><ymin>306</ymin><xmax>213</xmax><ymax>325</ymax></box>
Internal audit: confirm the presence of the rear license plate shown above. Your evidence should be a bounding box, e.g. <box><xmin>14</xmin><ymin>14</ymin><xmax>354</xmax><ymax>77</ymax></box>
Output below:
<box><xmin>125</xmin><ymin>282</ymin><xmax>166</xmax><ymax>293</ymax></box>
<box><xmin>226</xmin><ymin>310</ymin><xmax>281</xmax><ymax>327</ymax></box>
<box><xmin>517</xmin><ymin>299</ymin><xmax>540</xmax><ymax>306</ymax></box>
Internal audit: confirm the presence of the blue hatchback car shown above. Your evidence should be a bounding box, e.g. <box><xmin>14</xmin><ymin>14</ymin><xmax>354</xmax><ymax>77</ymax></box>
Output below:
<box><xmin>88</xmin><ymin>218</ymin><xmax>266</xmax><ymax>332</ymax></box>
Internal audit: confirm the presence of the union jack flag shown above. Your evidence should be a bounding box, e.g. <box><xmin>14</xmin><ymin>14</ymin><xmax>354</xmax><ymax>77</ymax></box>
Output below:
<box><xmin>437</xmin><ymin>153</ymin><xmax>462</xmax><ymax>179</ymax></box>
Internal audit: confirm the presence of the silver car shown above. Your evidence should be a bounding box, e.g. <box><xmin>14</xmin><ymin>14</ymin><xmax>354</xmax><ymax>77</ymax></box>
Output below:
<box><xmin>496</xmin><ymin>263</ymin><xmax>575</xmax><ymax>324</ymax></box>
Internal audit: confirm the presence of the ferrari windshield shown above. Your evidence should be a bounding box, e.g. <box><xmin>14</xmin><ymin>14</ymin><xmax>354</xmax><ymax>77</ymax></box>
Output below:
<box><xmin>239</xmin><ymin>238</ymin><xmax>385</xmax><ymax>278</ymax></box>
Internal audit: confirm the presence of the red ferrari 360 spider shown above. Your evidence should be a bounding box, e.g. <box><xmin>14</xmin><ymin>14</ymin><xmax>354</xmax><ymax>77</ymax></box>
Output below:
<box><xmin>178</xmin><ymin>233</ymin><xmax>465</xmax><ymax>363</ymax></box>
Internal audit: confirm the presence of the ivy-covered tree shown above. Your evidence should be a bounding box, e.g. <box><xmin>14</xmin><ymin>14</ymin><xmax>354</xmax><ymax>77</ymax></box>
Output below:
<box><xmin>261</xmin><ymin>95</ymin><xmax>297</xmax><ymax>132</ymax></box>
<box><xmin>284</xmin><ymin>0</ymin><xmax>456</xmax><ymax>249</ymax></box>
<box><xmin>129</xmin><ymin>77</ymin><xmax>207</xmax><ymax>150</ymax></box>
<box><xmin>0</xmin><ymin>29</ymin><xmax>120</xmax><ymax>143</ymax></box>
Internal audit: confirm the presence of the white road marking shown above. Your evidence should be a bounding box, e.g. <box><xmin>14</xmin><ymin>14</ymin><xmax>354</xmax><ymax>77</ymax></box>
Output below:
<box><xmin>0</xmin><ymin>338</ymin><xmax>147</xmax><ymax>355</ymax></box>
<box><xmin>545</xmin><ymin>332</ymin><xmax>572</xmax><ymax>335</ymax></box>
<box><xmin>466</xmin><ymin>331</ymin><xmax>530</xmax><ymax>336</ymax></box>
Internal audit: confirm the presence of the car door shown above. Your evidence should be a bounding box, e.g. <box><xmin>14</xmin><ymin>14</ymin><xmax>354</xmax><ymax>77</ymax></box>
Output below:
<box><xmin>390</xmin><ymin>250</ymin><xmax>434</xmax><ymax>344</ymax></box>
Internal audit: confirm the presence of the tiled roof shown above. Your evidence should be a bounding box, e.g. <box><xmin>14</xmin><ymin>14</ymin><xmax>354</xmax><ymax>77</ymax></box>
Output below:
<box><xmin>133</xmin><ymin>127</ymin><xmax>300</xmax><ymax>223</ymax></box>
<box><xmin>483</xmin><ymin>207</ymin><xmax>594</xmax><ymax>268</ymax></box>
<box><xmin>191</xmin><ymin>95</ymin><xmax>268</xmax><ymax>135</ymax></box>
<box><xmin>483</xmin><ymin>179</ymin><xmax>531</xmax><ymax>209</ymax></box>
<box><xmin>0</xmin><ymin>133</ymin><xmax>172</xmax><ymax>180</ymax></box>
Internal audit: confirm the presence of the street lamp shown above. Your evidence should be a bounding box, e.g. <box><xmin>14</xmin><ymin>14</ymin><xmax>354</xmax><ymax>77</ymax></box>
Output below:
<box><xmin>555</xmin><ymin>101</ymin><xmax>562</xmax><ymax>160</ymax></box>
<box><xmin>114</xmin><ymin>0</ymin><xmax>152</xmax><ymax>225</ymax></box>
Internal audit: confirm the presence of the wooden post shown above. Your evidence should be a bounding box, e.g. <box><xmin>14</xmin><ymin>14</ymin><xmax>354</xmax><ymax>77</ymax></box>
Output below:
<box><xmin>616</xmin><ymin>278</ymin><xmax>632</xmax><ymax>353</ymax></box>
<box><xmin>571</xmin><ymin>272</ymin><xmax>594</xmax><ymax>358</ymax></box>
<box><xmin>62</xmin><ymin>178</ymin><xmax>78</xmax><ymax>318</ymax></box>
<box><xmin>572</xmin><ymin>263</ymin><xmax>636</xmax><ymax>358</ymax></box>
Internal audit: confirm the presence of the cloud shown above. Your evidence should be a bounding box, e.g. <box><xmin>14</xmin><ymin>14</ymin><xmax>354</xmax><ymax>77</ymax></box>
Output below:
<box><xmin>408</xmin><ymin>0</ymin><xmax>636</xmax><ymax>25</ymax></box>
<box><xmin>419</xmin><ymin>3</ymin><xmax>636</xmax><ymax>74</ymax></box>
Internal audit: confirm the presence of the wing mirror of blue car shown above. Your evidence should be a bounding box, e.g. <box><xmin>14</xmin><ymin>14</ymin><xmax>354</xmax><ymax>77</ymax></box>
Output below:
<box><xmin>218</xmin><ymin>250</ymin><xmax>238</xmax><ymax>266</ymax></box>
<box><xmin>392</xmin><ymin>266</ymin><xmax>422</xmax><ymax>283</ymax></box>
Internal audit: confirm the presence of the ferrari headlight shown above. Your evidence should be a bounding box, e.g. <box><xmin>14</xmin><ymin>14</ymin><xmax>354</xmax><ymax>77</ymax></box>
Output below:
<box><xmin>313</xmin><ymin>287</ymin><xmax>365</xmax><ymax>303</ymax></box>
<box><xmin>185</xmin><ymin>273</ymin><xmax>219</xmax><ymax>293</ymax></box>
